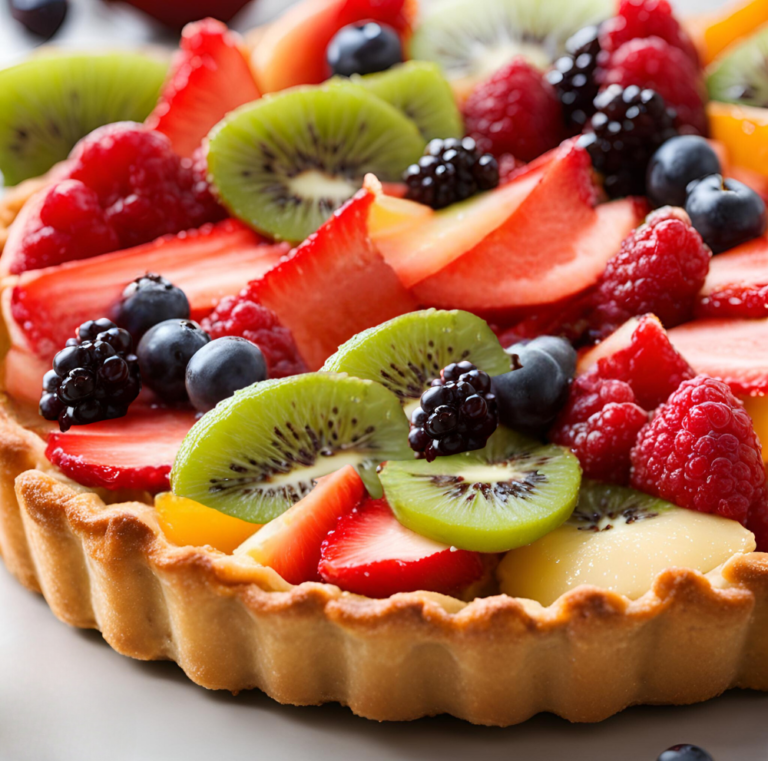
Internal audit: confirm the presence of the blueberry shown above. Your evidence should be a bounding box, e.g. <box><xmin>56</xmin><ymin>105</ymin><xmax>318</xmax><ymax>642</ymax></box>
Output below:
<box><xmin>137</xmin><ymin>319</ymin><xmax>210</xmax><ymax>403</ymax></box>
<box><xmin>657</xmin><ymin>744</ymin><xmax>713</xmax><ymax>761</ymax></box>
<box><xmin>115</xmin><ymin>274</ymin><xmax>190</xmax><ymax>339</ymax></box>
<box><xmin>513</xmin><ymin>336</ymin><xmax>577</xmax><ymax>380</ymax></box>
<box><xmin>685</xmin><ymin>174</ymin><xmax>767</xmax><ymax>254</ymax></box>
<box><xmin>185</xmin><ymin>336</ymin><xmax>267</xmax><ymax>412</ymax></box>
<box><xmin>9</xmin><ymin>0</ymin><xmax>68</xmax><ymax>39</ymax></box>
<box><xmin>647</xmin><ymin>136</ymin><xmax>722</xmax><ymax>208</ymax></box>
<box><xmin>492</xmin><ymin>347</ymin><xmax>569</xmax><ymax>433</ymax></box>
<box><xmin>326</xmin><ymin>22</ymin><xmax>403</xmax><ymax>77</ymax></box>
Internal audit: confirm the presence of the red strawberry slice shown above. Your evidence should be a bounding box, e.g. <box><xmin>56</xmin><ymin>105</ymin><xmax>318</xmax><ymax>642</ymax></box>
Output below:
<box><xmin>45</xmin><ymin>408</ymin><xmax>197</xmax><ymax>493</ymax></box>
<box><xmin>411</xmin><ymin>143</ymin><xmax>645</xmax><ymax>316</ymax></box>
<box><xmin>145</xmin><ymin>19</ymin><xmax>260</xmax><ymax>158</ymax></box>
<box><xmin>318</xmin><ymin>498</ymin><xmax>484</xmax><ymax>598</ymax></box>
<box><xmin>4</xmin><ymin>346</ymin><xmax>53</xmax><ymax>406</ymax></box>
<box><xmin>237</xmin><ymin>465</ymin><xmax>365</xmax><ymax>584</ymax></box>
<box><xmin>254</xmin><ymin>189</ymin><xmax>417</xmax><ymax>370</ymax></box>
<box><xmin>11</xmin><ymin>219</ymin><xmax>289</xmax><ymax>360</ymax></box>
<box><xmin>252</xmin><ymin>0</ymin><xmax>417</xmax><ymax>94</ymax></box>
<box><xmin>668</xmin><ymin>317</ymin><xmax>768</xmax><ymax>396</ymax></box>
<box><xmin>697</xmin><ymin>234</ymin><xmax>768</xmax><ymax>319</ymax></box>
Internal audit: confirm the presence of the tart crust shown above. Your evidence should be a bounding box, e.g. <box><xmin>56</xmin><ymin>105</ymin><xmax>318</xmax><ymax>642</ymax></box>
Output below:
<box><xmin>0</xmin><ymin>401</ymin><xmax>767</xmax><ymax>725</ymax></box>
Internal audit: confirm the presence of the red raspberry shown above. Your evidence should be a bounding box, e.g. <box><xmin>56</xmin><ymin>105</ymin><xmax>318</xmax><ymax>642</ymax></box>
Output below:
<box><xmin>203</xmin><ymin>283</ymin><xmax>307</xmax><ymax>378</ymax></box>
<box><xmin>599</xmin><ymin>0</ymin><xmax>699</xmax><ymax>65</ymax></box>
<box><xmin>67</xmin><ymin>122</ymin><xmax>225</xmax><ymax>248</ymax></box>
<box><xmin>463</xmin><ymin>58</ymin><xmax>564</xmax><ymax>162</ymax></box>
<box><xmin>601</xmin><ymin>37</ymin><xmax>708</xmax><ymax>135</ymax></box>
<box><xmin>550</xmin><ymin>373</ymin><xmax>648</xmax><ymax>484</ymax></box>
<box><xmin>630</xmin><ymin>375</ymin><xmax>768</xmax><ymax>526</ymax></box>
<box><xmin>697</xmin><ymin>284</ymin><xmax>768</xmax><ymax>320</ymax></box>
<box><xmin>591</xmin><ymin>208</ymin><xmax>710</xmax><ymax>339</ymax></box>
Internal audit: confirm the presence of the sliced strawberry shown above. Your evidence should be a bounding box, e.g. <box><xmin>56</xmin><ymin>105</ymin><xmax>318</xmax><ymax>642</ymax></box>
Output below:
<box><xmin>45</xmin><ymin>408</ymin><xmax>197</xmax><ymax>492</ymax></box>
<box><xmin>4</xmin><ymin>346</ymin><xmax>53</xmax><ymax>406</ymax></box>
<box><xmin>411</xmin><ymin>144</ymin><xmax>646</xmax><ymax>315</ymax></box>
<box><xmin>11</xmin><ymin>220</ymin><xmax>289</xmax><ymax>360</ymax></box>
<box><xmin>578</xmin><ymin>314</ymin><xmax>695</xmax><ymax>409</ymax></box>
<box><xmin>145</xmin><ymin>19</ymin><xmax>260</xmax><ymax>158</ymax></box>
<box><xmin>318</xmin><ymin>498</ymin><xmax>484</xmax><ymax>598</ymax></box>
<box><xmin>668</xmin><ymin>317</ymin><xmax>768</xmax><ymax>396</ymax></box>
<box><xmin>236</xmin><ymin>465</ymin><xmax>365</xmax><ymax>584</ymax></box>
<box><xmin>254</xmin><ymin>189</ymin><xmax>417</xmax><ymax>370</ymax></box>
<box><xmin>251</xmin><ymin>0</ymin><xmax>417</xmax><ymax>94</ymax></box>
<box><xmin>697</xmin><ymin>234</ymin><xmax>768</xmax><ymax>319</ymax></box>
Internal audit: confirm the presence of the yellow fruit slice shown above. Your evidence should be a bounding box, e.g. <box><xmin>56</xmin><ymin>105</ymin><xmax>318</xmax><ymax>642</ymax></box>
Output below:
<box><xmin>155</xmin><ymin>492</ymin><xmax>260</xmax><ymax>554</ymax></box>
<box><xmin>689</xmin><ymin>0</ymin><xmax>768</xmax><ymax>65</ymax></box>
<box><xmin>708</xmin><ymin>101</ymin><xmax>768</xmax><ymax>177</ymax></box>
<box><xmin>742</xmin><ymin>395</ymin><xmax>768</xmax><ymax>462</ymax></box>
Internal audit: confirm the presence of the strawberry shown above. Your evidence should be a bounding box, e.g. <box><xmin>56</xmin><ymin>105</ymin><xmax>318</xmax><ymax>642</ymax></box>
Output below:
<box><xmin>45</xmin><ymin>408</ymin><xmax>197</xmax><ymax>492</ymax></box>
<box><xmin>237</xmin><ymin>465</ymin><xmax>365</xmax><ymax>585</ymax></box>
<box><xmin>318</xmin><ymin>498</ymin><xmax>484</xmax><ymax>598</ymax></box>
<box><xmin>668</xmin><ymin>317</ymin><xmax>768</xmax><ymax>396</ymax></box>
<box><xmin>254</xmin><ymin>189</ymin><xmax>417</xmax><ymax>370</ymax></box>
<box><xmin>145</xmin><ymin>19</ymin><xmax>260</xmax><ymax>158</ymax></box>
<box><xmin>11</xmin><ymin>219</ymin><xmax>289</xmax><ymax>360</ymax></box>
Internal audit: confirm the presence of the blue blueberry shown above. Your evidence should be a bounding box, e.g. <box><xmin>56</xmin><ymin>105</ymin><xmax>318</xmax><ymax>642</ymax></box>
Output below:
<box><xmin>326</xmin><ymin>22</ymin><xmax>403</xmax><ymax>77</ymax></box>
<box><xmin>115</xmin><ymin>273</ymin><xmax>190</xmax><ymax>339</ymax></box>
<box><xmin>517</xmin><ymin>335</ymin><xmax>577</xmax><ymax>379</ymax></box>
<box><xmin>657</xmin><ymin>744</ymin><xmax>713</xmax><ymax>761</ymax></box>
<box><xmin>185</xmin><ymin>337</ymin><xmax>268</xmax><ymax>413</ymax></box>
<box><xmin>137</xmin><ymin>319</ymin><xmax>210</xmax><ymax>403</ymax></box>
<box><xmin>685</xmin><ymin>174</ymin><xmax>767</xmax><ymax>254</ymax></box>
<box><xmin>646</xmin><ymin>135</ymin><xmax>721</xmax><ymax>208</ymax></box>
<box><xmin>10</xmin><ymin>0</ymin><xmax>68</xmax><ymax>40</ymax></box>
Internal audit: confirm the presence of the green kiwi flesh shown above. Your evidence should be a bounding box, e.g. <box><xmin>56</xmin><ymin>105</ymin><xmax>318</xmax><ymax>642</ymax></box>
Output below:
<box><xmin>410</xmin><ymin>0</ymin><xmax>613</xmax><ymax>83</ymax></box>
<box><xmin>344</xmin><ymin>62</ymin><xmax>464</xmax><ymax>141</ymax></box>
<box><xmin>707</xmin><ymin>27</ymin><xmax>768</xmax><ymax>107</ymax></box>
<box><xmin>171</xmin><ymin>372</ymin><xmax>411</xmax><ymax>524</ymax></box>
<box><xmin>379</xmin><ymin>427</ymin><xmax>581</xmax><ymax>552</ymax></box>
<box><xmin>0</xmin><ymin>52</ymin><xmax>168</xmax><ymax>186</ymax></box>
<box><xmin>322</xmin><ymin>310</ymin><xmax>511</xmax><ymax>409</ymax></box>
<box><xmin>206</xmin><ymin>83</ymin><xmax>426</xmax><ymax>243</ymax></box>
<box><xmin>569</xmin><ymin>480</ymin><xmax>675</xmax><ymax>530</ymax></box>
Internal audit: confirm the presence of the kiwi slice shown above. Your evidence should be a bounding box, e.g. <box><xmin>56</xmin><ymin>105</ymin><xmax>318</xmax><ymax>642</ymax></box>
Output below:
<box><xmin>171</xmin><ymin>372</ymin><xmax>411</xmax><ymax>524</ymax></box>
<box><xmin>343</xmin><ymin>62</ymin><xmax>464</xmax><ymax>141</ymax></box>
<box><xmin>206</xmin><ymin>83</ymin><xmax>426</xmax><ymax>243</ymax></box>
<box><xmin>322</xmin><ymin>310</ymin><xmax>511</xmax><ymax>408</ymax></box>
<box><xmin>410</xmin><ymin>0</ymin><xmax>613</xmax><ymax>84</ymax></box>
<box><xmin>0</xmin><ymin>52</ymin><xmax>168</xmax><ymax>186</ymax></box>
<box><xmin>379</xmin><ymin>427</ymin><xmax>581</xmax><ymax>552</ymax></box>
<box><xmin>707</xmin><ymin>27</ymin><xmax>768</xmax><ymax>107</ymax></box>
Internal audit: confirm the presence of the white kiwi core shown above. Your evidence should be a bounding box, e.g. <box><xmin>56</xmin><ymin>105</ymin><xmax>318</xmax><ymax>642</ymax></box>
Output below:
<box><xmin>287</xmin><ymin>171</ymin><xmax>358</xmax><ymax>202</ymax></box>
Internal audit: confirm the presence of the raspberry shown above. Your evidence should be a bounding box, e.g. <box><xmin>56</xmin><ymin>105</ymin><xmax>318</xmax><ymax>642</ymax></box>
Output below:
<box><xmin>67</xmin><ymin>122</ymin><xmax>225</xmax><ymax>248</ymax></box>
<box><xmin>601</xmin><ymin>37</ymin><xmax>708</xmax><ymax>136</ymax></box>
<box><xmin>697</xmin><ymin>284</ymin><xmax>768</xmax><ymax>320</ymax></box>
<box><xmin>463</xmin><ymin>58</ymin><xmax>564</xmax><ymax>162</ymax></box>
<box><xmin>202</xmin><ymin>283</ymin><xmax>307</xmax><ymax>378</ymax></box>
<box><xmin>591</xmin><ymin>208</ymin><xmax>711</xmax><ymax>338</ymax></box>
<box><xmin>599</xmin><ymin>0</ymin><xmax>699</xmax><ymax>65</ymax></box>
<box><xmin>630</xmin><ymin>375</ymin><xmax>768</xmax><ymax>526</ymax></box>
<box><xmin>550</xmin><ymin>373</ymin><xmax>648</xmax><ymax>483</ymax></box>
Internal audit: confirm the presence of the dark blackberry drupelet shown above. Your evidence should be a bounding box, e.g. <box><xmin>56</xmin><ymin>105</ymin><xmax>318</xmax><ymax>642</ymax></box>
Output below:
<box><xmin>39</xmin><ymin>318</ymin><xmax>141</xmax><ymax>432</ymax></box>
<box><xmin>579</xmin><ymin>84</ymin><xmax>678</xmax><ymax>198</ymax></box>
<box><xmin>547</xmin><ymin>25</ymin><xmax>602</xmax><ymax>132</ymax></box>
<box><xmin>403</xmin><ymin>138</ymin><xmax>499</xmax><ymax>210</ymax></box>
<box><xmin>409</xmin><ymin>361</ymin><xmax>498</xmax><ymax>462</ymax></box>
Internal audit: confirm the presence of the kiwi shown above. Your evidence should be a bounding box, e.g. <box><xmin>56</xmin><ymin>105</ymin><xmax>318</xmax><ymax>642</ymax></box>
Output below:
<box><xmin>206</xmin><ymin>83</ymin><xmax>426</xmax><ymax>243</ymax></box>
<box><xmin>0</xmin><ymin>52</ymin><xmax>168</xmax><ymax>187</ymax></box>
<box><xmin>707</xmin><ymin>27</ymin><xmax>768</xmax><ymax>107</ymax></box>
<box><xmin>322</xmin><ymin>309</ymin><xmax>511</xmax><ymax>409</ymax></box>
<box><xmin>171</xmin><ymin>372</ymin><xmax>411</xmax><ymax>524</ymax></box>
<box><xmin>343</xmin><ymin>62</ymin><xmax>464</xmax><ymax>142</ymax></box>
<box><xmin>410</xmin><ymin>0</ymin><xmax>613</xmax><ymax>85</ymax></box>
<box><xmin>379</xmin><ymin>427</ymin><xmax>581</xmax><ymax>552</ymax></box>
<box><xmin>497</xmin><ymin>481</ymin><xmax>757</xmax><ymax>604</ymax></box>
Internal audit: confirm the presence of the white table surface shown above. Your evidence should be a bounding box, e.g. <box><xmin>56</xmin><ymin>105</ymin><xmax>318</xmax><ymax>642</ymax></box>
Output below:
<box><xmin>1</xmin><ymin>0</ymin><xmax>766</xmax><ymax>759</ymax></box>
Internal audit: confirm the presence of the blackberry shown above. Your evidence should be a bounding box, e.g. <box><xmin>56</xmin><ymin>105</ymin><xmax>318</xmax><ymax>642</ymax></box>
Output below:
<box><xmin>579</xmin><ymin>84</ymin><xmax>678</xmax><ymax>198</ymax></box>
<box><xmin>409</xmin><ymin>361</ymin><xmax>498</xmax><ymax>462</ymax></box>
<box><xmin>547</xmin><ymin>25</ymin><xmax>602</xmax><ymax>132</ymax></box>
<box><xmin>403</xmin><ymin>137</ymin><xmax>499</xmax><ymax>210</ymax></box>
<box><xmin>40</xmin><ymin>318</ymin><xmax>141</xmax><ymax>432</ymax></box>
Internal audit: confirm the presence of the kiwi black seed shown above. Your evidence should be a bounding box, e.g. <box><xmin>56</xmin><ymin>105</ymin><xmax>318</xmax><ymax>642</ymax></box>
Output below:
<box><xmin>0</xmin><ymin>52</ymin><xmax>168</xmax><ymax>186</ymax></box>
<box><xmin>568</xmin><ymin>480</ymin><xmax>672</xmax><ymax>532</ymax></box>
<box><xmin>171</xmin><ymin>372</ymin><xmax>411</xmax><ymax>524</ymax></box>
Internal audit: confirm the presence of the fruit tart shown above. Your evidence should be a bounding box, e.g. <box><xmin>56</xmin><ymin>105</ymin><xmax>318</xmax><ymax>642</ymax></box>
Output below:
<box><xmin>1</xmin><ymin>0</ymin><xmax>768</xmax><ymax>729</ymax></box>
